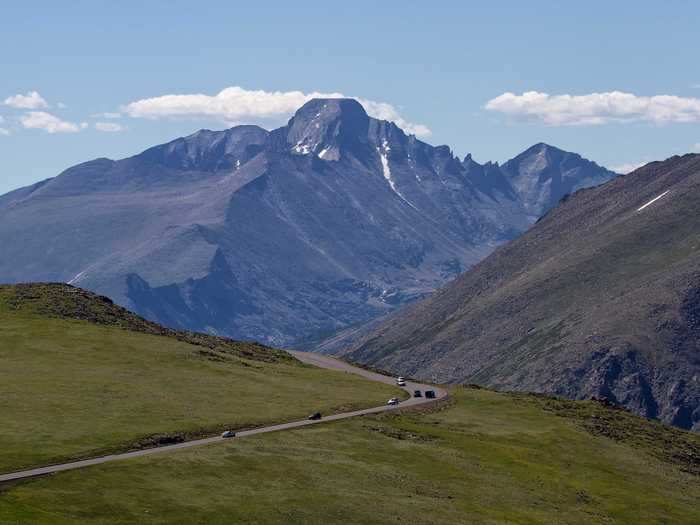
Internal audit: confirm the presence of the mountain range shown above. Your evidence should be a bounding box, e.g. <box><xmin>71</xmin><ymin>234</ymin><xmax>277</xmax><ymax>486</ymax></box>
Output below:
<box><xmin>0</xmin><ymin>98</ymin><xmax>616</xmax><ymax>346</ymax></box>
<box><xmin>342</xmin><ymin>154</ymin><xmax>700</xmax><ymax>431</ymax></box>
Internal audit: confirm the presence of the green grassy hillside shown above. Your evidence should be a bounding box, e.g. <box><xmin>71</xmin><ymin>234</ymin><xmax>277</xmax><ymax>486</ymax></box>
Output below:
<box><xmin>0</xmin><ymin>284</ymin><xmax>400</xmax><ymax>472</ymax></box>
<box><xmin>1</xmin><ymin>387</ymin><xmax>698</xmax><ymax>524</ymax></box>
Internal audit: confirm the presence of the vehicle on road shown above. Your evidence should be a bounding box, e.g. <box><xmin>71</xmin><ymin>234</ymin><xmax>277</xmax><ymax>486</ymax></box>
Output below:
<box><xmin>221</xmin><ymin>430</ymin><xmax>236</xmax><ymax>438</ymax></box>
<box><xmin>387</xmin><ymin>398</ymin><xmax>400</xmax><ymax>405</ymax></box>
<box><xmin>425</xmin><ymin>390</ymin><xmax>436</xmax><ymax>399</ymax></box>
<box><xmin>396</xmin><ymin>376</ymin><xmax>406</xmax><ymax>386</ymax></box>
<box><xmin>413</xmin><ymin>390</ymin><xmax>423</xmax><ymax>397</ymax></box>
<box><xmin>308</xmin><ymin>412</ymin><xmax>322</xmax><ymax>420</ymax></box>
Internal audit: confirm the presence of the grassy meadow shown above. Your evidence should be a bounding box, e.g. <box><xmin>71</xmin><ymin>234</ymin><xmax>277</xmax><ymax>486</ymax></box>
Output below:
<box><xmin>0</xmin><ymin>285</ymin><xmax>401</xmax><ymax>472</ymax></box>
<box><xmin>1</xmin><ymin>387</ymin><xmax>698</xmax><ymax>524</ymax></box>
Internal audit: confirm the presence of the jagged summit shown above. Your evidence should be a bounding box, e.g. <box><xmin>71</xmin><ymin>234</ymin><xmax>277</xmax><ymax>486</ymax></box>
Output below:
<box><xmin>285</xmin><ymin>98</ymin><xmax>370</xmax><ymax>160</ymax></box>
<box><xmin>501</xmin><ymin>142</ymin><xmax>617</xmax><ymax>217</ymax></box>
<box><xmin>504</xmin><ymin>143</ymin><xmax>579</xmax><ymax>171</ymax></box>
<box><xmin>289</xmin><ymin>98</ymin><xmax>369</xmax><ymax>126</ymax></box>
<box><xmin>0</xmin><ymin>102</ymin><xmax>618</xmax><ymax>347</ymax></box>
<box><xmin>522</xmin><ymin>141</ymin><xmax>562</xmax><ymax>153</ymax></box>
<box><xmin>136</xmin><ymin>124</ymin><xmax>269</xmax><ymax>171</ymax></box>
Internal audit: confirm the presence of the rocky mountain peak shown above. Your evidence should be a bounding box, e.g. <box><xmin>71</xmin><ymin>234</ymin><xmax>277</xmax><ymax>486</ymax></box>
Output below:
<box><xmin>285</xmin><ymin>98</ymin><xmax>370</xmax><ymax>160</ymax></box>
<box><xmin>0</xmin><ymin>106</ymin><xmax>622</xmax><ymax>352</ymax></box>
<box><xmin>136</xmin><ymin>124</ymin><xmax>269</xmax><ymax>172</ymax></box>
<box><xmin>501</xmin><ymin>142</ymin><xmax>616</xmax><ymax>218</ymax></box>
<box><xmin>507</xmin><ymin>142</ymin><xmax>568</xmax><ymax>169</ymax></box>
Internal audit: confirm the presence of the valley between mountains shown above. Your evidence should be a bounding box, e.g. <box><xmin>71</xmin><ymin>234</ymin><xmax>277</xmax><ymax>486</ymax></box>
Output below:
<box><xmin>343</xmin><ymin>153</ymin><xmax>700</xmax><ymax>431</ymax></box>
<box><xmin>0</xmin><ymin>284</ymin><xmax>698</xmax><ymax>524</ymax></box>
<box><xmin>1</xmin><ymin>98</ymin><xmax>699</xmax><ymax>433</ymax></box>
<box><xmin>6</xmin><ymin>4</ymin><xmax>700</xmax><ymax>523</ymax></box>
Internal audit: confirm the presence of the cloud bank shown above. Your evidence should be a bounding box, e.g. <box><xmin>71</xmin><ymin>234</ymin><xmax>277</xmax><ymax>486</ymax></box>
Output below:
<box><xmin>122</xmin><ymin>86</ymin><xmax>431</xmax><ymax>137</ymax></box>
<box><xmin>485</xmin><ymin>91</ymin><xmax>700</xmax><ymax>126</ymax></box>
<box><xmin>4</xmin><ymin>91</ymin><xmax>49</xmax><ymax>109</ymax></box>
<box><xmin>20</xmin><ymin>112</ymin><xmax>86</xmax><ymax>134</ymax></box>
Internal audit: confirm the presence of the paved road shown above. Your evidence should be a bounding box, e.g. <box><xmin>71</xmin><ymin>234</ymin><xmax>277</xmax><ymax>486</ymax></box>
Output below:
<box><xmin>0</xmin><ymin>351</ymin><xmax>446</xmax><ymax>483</ymax></box>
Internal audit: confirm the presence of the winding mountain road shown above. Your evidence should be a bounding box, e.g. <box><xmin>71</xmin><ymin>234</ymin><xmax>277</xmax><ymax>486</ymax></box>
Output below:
<box><xmin>0</xmin><ymin>351</ymin><xmax>446</xmax><ymax>483</ymax></box>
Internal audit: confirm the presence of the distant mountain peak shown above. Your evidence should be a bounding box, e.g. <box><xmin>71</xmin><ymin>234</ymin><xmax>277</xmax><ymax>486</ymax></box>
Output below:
<box><xmin>291</xmin><ymin>98</ymin><xmax>367</xmax><ymax>121</ymax></box>
<box><xmin>285</xmin><ymin>98</ymin><xmax>370</xmax><ymax>160</ymax></box>
<box><xmin>0</xmin><ymin>107</ymin><xmax>621</xmax><ymax>351</ymax></box>
<box><xmin>502</xmin><ymin>143</ymin><xmax>617</xmax><ymax>217</ymax></box>
<box><xmin>532</xmin><ymin>141</ymin><xmax>557</xmax><ymax>150</ymax></box>
<box><xmin>514</xmin><ymin>142</ymin><xmax>570</xmax><ymax>160</ymax></box>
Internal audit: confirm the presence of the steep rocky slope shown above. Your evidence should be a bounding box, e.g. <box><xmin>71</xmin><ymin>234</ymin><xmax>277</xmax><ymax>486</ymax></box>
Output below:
<box><xmin>346</xmin><ymin>154</ymin><xmax>700</xmax><ymax>430</ymax></box>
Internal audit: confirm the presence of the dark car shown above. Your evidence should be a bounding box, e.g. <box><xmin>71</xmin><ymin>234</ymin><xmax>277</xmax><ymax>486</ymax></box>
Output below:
<box><xmin>425</xmin><ymin>390</ymin><xmax>436</xmax><ymax>399</ymax></box>
<box><xmin>413</xmin><ymin>390</ymin><xmax>423</xmax><ymax>398</ymax></box>
<box><xmin>308</xmin><ymin>412</ymin><xmax>322</xmax><ymax>420</ymax></box>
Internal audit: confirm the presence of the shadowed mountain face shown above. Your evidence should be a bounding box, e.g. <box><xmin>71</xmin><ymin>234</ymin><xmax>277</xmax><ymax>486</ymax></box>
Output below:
<box><xmin>0</xmin><ymin>99</ymin><xmax>616</xmax><ymax>346</ymax></box>
<box><xmin>344</xmin><ymin>154</ymin><xmax>700</xmax><ymax>431</ymax></box>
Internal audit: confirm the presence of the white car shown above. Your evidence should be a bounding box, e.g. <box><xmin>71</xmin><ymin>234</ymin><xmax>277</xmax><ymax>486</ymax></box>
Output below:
<box><xmin>221</xmin><ymin>430</ymin><xmax>236</xmax><ymax>438</ymax></box>
<box><xmin>396</xmin><ymin>377</ymin><xmax>406</xmax><ymax>386</ymax></box>
<box><xmin>387</xmin><ymin>398</ymin><xmax>400</xmax><ymax>406</ymax></box>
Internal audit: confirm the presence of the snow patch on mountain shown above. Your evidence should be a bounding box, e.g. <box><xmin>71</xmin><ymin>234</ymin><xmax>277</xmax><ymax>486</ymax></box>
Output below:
<box><xmin>637</xmin><ymin>190</ymin><xmax>670</xmax><ymax>211</ymax></box>
<box><xmin>68</xmin><ymin>270</ymin><xmax>87</xmax><ymax>285</ymax></box>
<box><xmin>293</xmin><ymin>140</ymin><xmax>312</xmax><ymax>155</ymax></box>
<box><xmin>377</xmin><ymin>139</ymin><xmax>416</xmax><ymax>209</ymax></box>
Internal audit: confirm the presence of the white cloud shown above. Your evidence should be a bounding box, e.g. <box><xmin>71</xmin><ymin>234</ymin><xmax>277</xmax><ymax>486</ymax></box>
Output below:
<box><xmin>609</xmin><ymin>162</ymin><xmax>647</xmax><ymax>174</ymax></box>
<box><xmin>355</xmin><ymin>98</ymin><xmax>432</xmax><ymax>137</ymax></box>
<box><xmin>4</xmin><ymin>91</ymin><xmax>49</xmax><ymax>109</ymax></box>
<box><xmin>693</xmin><ymin>143</ymin><xmax>700</xmax><ymax>152</ymax></box>
<box><xmin>485</xmin><ymin>91</ymin><xmax>700</xmax><ymax>126</ymax></box>
<box><xmin>122</xmin><ymin>86</ymin><xmax>431</xmax><ymax>137</ymax></box>
<box><xmin>0</xmin><ymin>128</ymin><xmax>9</xmax><ymax>136</ymax></box>
<box><xmin>20</xmin><ymin>111</ymin><xmax>82</xmax><ymax>133</ymax></box>
<box><xmin>92</xmin><ymin>112</ymin><xmax>122</xmax><ymax>119</ymax></box>
<box><xmin>94</xmin><ymin>121</ymin><xmax>125</xmax><ymax>132</ymax></box>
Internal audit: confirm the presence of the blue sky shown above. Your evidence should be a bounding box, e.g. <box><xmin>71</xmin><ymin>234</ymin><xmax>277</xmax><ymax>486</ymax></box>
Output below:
<box><xmin>2</xmin><ymin>1</ymin><xmax>699</xmax><ymax>194</ymax></box>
